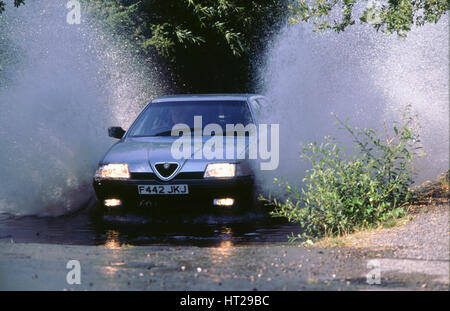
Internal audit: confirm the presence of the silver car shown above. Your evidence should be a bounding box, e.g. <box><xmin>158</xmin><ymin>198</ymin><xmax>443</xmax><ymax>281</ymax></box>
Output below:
<box><xmin>93</xmin><ymin>94</ymin><xmax>268</xmax><ymax>213</ymax></box>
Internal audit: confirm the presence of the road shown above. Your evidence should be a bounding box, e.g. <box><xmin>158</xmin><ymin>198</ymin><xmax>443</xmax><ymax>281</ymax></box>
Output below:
<box><xmin>0</xmin><ymin>205</ymin><xmax>448</xmax><ymax>290</ymax></box>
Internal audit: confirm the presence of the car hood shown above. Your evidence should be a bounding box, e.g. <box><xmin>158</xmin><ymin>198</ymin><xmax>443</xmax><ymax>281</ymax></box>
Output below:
<box><xmin>101</xmin><ymin>136</ymin><xmax>250</xmax><ymax>173</ymax></box>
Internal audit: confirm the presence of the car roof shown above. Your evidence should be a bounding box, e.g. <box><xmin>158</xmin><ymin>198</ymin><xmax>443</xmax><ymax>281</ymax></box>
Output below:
<box><xmin>151</xmin><ymin>93</ymin><xmax>263</xmax><ymax>103</ymax></box>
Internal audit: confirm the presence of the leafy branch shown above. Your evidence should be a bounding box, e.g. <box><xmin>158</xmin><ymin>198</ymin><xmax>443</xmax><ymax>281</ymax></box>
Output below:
<box><xmin>289</xmin><ymin>0</ymin><xmax>449</xmax><ymax>37</ymax></box>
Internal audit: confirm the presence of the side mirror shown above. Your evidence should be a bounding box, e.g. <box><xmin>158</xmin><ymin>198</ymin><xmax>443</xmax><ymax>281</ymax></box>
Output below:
<box><xmin>108</xmin><ymin>126</ymin><xmax>126</xmax><ymax>139</ymax></box>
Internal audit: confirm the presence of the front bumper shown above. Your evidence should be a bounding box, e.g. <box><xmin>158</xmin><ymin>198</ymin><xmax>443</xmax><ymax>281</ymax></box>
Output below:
<box><xmin>93</xmin><ymin>175</ymin><xmax>254</xmax><ymax>209</ymax></box>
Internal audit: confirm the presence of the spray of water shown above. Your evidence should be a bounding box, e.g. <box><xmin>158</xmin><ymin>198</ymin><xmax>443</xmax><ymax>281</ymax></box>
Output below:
<box><xmin>257</xmin><ymin>14</ymin><xmax>448</xmax><ymax>193</ymax></box>
<box><xmin>0</xmin><ymin>2</ymin><xmax>446</xmax><ymax>214</ymax></box>
<box><xmin>0</xmin><ymin>1</ymin><xmax>163</xmax><ymax>216</ymax></box>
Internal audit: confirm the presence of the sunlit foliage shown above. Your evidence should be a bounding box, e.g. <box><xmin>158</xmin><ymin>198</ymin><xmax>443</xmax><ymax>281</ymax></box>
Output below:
<box><xmin>288</xmin><ymin>0</ymin><xmax>449</xmax><ymax>37</ymax></box>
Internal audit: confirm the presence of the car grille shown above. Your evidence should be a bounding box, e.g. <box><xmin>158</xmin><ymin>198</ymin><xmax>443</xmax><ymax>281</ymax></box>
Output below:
<box><xmin>130</xmin><ymin>172</ymin><xmax>204</xmax><ymax>180</ymax></box>
<box><xmin>154</xmin><ymin>163</ymin><xmax>179</xmax><ymax>178</ymax></box>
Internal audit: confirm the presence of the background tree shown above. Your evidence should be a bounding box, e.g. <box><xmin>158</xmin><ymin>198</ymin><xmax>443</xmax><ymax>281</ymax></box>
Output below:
<box><xmin>0</xmin><ymin>0</ymin><xmax>286</xmax><ymax>93</ymax></box>
<box><xmin>2</xmin><ymin>1</ymin><xmax>446</xmax><ymax>92</ymax></box>
<box><xmin>82</xmin><ymin>0</ymin><xmax>287</xmax><ymax>93</ymax></box>
<box><xmin>288</xmin><ymin>0</ymin><xmax>449</xmax><ymax>37</ymax></box>
<box><xmin>0</xmin><ymin>0</ymin><xmax>24</xmax><ymax>14</ymax></box>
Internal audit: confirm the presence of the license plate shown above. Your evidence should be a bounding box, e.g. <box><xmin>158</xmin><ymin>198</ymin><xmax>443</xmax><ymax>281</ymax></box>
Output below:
<box><xmin>138</xmin><ymin>184</ymin><xmax>189</xmax><ymax>195</ymax></box>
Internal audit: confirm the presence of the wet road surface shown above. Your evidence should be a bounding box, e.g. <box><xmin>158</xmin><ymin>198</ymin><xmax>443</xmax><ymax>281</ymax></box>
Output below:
<box><xmin>1</xmin><ymin>204</ymin><xmax>447</xmax><ymax>291</ymax></box>
<box><xmin>0</xmin><ymin>205</ymin><xmax>303</xmax><ymax>247</ymax></box>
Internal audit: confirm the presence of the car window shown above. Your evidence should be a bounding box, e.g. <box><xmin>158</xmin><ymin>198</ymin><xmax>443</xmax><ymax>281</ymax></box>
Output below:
<box><xmin>128</xmin><ymin>100</ymin><xmax>253</xmax><ymax>137</ymax></box>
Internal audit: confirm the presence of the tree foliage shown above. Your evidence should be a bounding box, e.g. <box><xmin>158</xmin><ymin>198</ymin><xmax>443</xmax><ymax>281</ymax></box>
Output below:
<box><xmin>84</xmin><ymin>0</ymin><xmax>285</xmax><ymax>59</ymax></box>
<box><xmin>0</xmin><ymin>0</ymin><xmax>24</xmax><ymax>14</ymax></box>
<box><xmin>81</xmin><ymin>0</ymin><xmax>287</xmax><ymax>92</ymax></box>
<box><xmin>0</xmin><ymin>0</ymin><xmax>286</xmax><ymax>92</ymax></box>
<box><xmin>289</xmin><ymin>0</ymin><xmax>449</xmax><ymax>37</ymax></box>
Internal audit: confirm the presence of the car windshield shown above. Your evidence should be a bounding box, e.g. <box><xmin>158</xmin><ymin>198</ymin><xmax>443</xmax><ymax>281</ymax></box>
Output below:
<box><xmin>128</xmin><ymin>100</ymin><xmax>253</xmax><ymax>137</ymax></box>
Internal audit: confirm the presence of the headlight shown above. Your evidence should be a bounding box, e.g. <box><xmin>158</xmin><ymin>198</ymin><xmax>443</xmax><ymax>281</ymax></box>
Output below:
<box><xmin>95</xmin><ymin>164</ymin><xmax>130</xmax><ymax>179</ymax></box>
<box><xmin>204</xmin><ymin>163</ymin><xmax>236</xmax><ymax>178</ymax></box>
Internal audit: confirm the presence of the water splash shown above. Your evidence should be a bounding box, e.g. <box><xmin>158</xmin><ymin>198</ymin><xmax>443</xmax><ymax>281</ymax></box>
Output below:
<box><xmin>258</xmin><ymin>15</ymin><xmax>448</xmax><ymax>191</ymax></box>
<box><xmin>0</xmin><ymin>1</ymin><xmax>163</xmax><ymax>216</ymax></box>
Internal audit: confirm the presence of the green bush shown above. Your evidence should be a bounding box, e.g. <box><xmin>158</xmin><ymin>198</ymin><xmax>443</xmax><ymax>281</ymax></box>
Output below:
<box><xmin>262</xmin><ymin>107</ymin><xmax>422</xmax><ymax>239</ymax></box>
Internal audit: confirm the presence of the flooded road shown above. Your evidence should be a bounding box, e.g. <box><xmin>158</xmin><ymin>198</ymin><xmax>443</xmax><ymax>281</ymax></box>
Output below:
<box><xmin>1</xmin><ymin>204</ymin><xmax>448</xmax><ymax>291</ymax></box>
<box><xmin>0</xmin><ymin>204</ymin><xmax>302</xmax><ymax>247</ymax></box>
